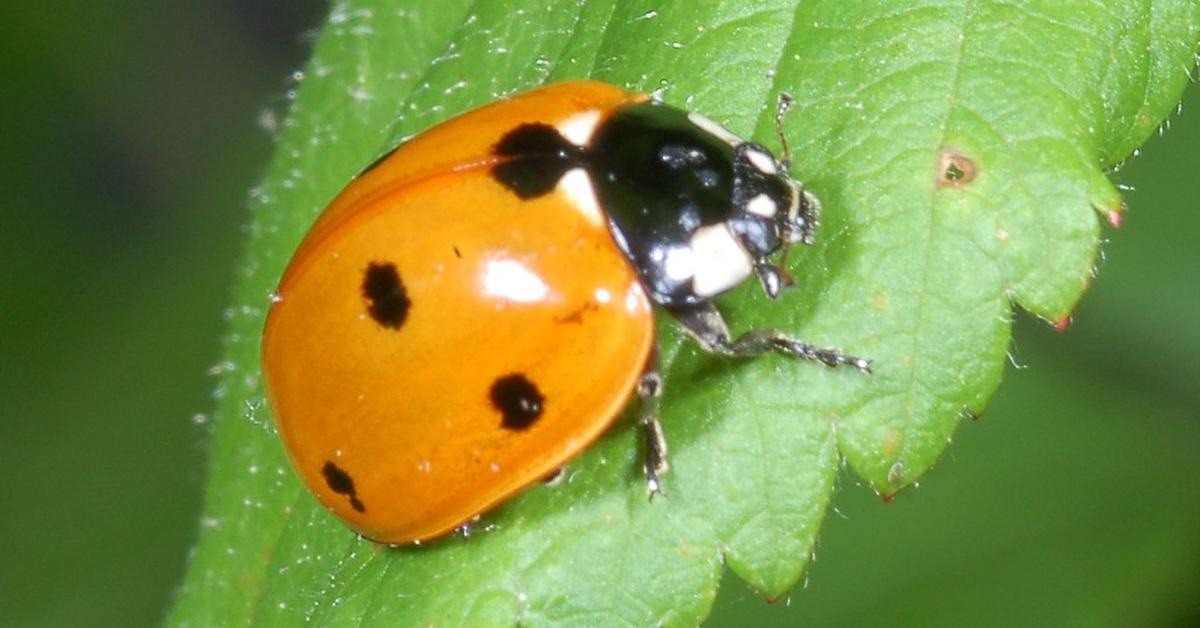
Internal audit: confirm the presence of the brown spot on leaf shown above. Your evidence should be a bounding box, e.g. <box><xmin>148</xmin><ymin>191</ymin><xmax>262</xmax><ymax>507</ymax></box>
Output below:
<box><xmin>881</xmin><ymin>429</ymin><xmax>902</xmax><ymax>458</ymax></box>
<box><xmin>936</xmin><ymin>147</ymin><xmax>977</xmax><ymax>187</ymax></box>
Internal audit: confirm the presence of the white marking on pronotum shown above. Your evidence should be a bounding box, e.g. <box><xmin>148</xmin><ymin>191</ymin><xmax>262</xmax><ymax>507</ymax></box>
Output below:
<box><xmin>663</xmin><ymin>245</ymin><xmax>696</xmax><ymax>282</ymax></box>
<box><xmin>557</xmin><ymin>110</ymin><xmax>602</xmax><ymax>147</ymax></box>
<box><xmin>689</xmin><ymin>224</ymin><xmax>754</xmax><ymax>297</ymax></box>
<box><xmin>557</xmin><ymin>168</ymin><xmax>603</xmax><ymax>227</ymax></box>
<box><xmin>686</xmin><ymin>112</ymin><xmax>742</xmax><ymax>146</ymax></box>
<box><xmin>745</xmin><ymin>193</ymin><xmax>777</xmax><ymax>218</ymax></box>
<box><xmin>744</xmin><ymin>147</ymin><xmax>778</xmax><ymax>175</ymax></box>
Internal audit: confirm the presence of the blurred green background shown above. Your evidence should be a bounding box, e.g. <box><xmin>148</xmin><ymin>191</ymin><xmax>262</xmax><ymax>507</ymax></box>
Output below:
<box><xmin>1</xmin><ymin>3</ymin><xmax>1196</xmax><ymax>627</ymax></box>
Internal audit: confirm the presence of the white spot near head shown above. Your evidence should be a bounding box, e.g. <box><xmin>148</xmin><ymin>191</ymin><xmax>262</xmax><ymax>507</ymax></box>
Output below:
<box><xmin>594</xmin><ymin>288</ymin><xmax>612</xmax><ymax>303</ymax></box>
<box><xmin>746</xmin><ymin>193</ymin><xmax>777</xmax><ymax>218</ymax></box>
<box><xmin>482</xmin><ymin>259</ymin><xmax>549</xmax><ymax>303</ymax></box>
<box><xmin>689</xmin><ymin>224</ymin><xmax>754</xmax><ymax>298</ymax></box>
<box><xmin>745</xmin><ymin>147</ymin><xmax>778</xmax><ymax>175</ymax></box>
<box><xmin>557</xmin><ymin>110</ymin><xmax>602</xmax><ymax>147</ymax></box>
<box><xmin>557</xmin><ymin>168</ymin><xmax>603</xmax><ymax>227</ymax></box>
<box><xmin>687</xmin><ymin>112</ymin><xmax>742</xmax><ymax>146</ymax></box>
<box><xmin>663</xmin><ymin>245</ymin><xmax>696</xmax><ymax>282</ymax></box>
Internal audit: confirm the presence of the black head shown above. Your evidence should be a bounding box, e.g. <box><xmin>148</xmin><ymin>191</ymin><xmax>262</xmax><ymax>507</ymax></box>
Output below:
<box><xmin>588</xmin><ymin>101</ymin><xmax>818</xmax><ymax>305</ymax></box>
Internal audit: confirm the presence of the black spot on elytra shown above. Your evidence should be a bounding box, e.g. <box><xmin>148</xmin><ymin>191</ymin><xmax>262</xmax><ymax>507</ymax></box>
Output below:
<box><xmin>357</xmin><ymin>144</ymin><xmax>400</xmax><ymax>178</ymax></box>
<box><xmin>491</xmin><ymin>123</ymin><xmax>585</xmax><ymax>199</ymax></box>
<box><xmin>362</xmin><ymin>262</ymin><xmax>410</xmax><ymax>330</ymax></box>
<box><xmin>490</xmin><ymin>373</ymin><xmax>545</xmax><ymax>430</ymax></box>
<box><xmin>322</xmin><ymin>461</ymin><xmax>366</xmax><ymax>513</ymax></box>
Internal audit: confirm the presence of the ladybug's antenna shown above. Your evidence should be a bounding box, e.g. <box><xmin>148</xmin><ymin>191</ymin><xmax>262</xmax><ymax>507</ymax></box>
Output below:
<box><xmin>774</xmin><ymin>91</ymin><xmax>795</xmax><ymax>171</ymax></box>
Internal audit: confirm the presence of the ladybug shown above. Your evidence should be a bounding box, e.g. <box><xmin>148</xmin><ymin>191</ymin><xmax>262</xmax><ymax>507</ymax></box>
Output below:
<box><xmin>261</xmin><ymin>81</ymin><xmax>869</xmax><ymax>544</ymax></box>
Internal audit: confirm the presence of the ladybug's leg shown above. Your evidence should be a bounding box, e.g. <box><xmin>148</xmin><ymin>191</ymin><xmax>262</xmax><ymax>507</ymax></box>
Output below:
<box><xmin>669</xmin><ymin>303</ymin><xmax>871</xmax><ymax>372</ymax></box>
<box><xmin>637</xmin><ymin>350</ymin><xmax>668</xmax><ymax>499</ymax></box>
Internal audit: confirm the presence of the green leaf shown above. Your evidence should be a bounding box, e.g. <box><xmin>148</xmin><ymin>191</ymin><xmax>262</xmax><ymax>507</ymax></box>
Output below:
<box><xmin>169</xmin><ymin>1</ymin><xmax>1200</xmax><ymax>625</ymax></box>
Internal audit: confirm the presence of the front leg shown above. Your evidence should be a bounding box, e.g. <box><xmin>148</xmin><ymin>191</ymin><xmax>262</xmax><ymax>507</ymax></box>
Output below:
<box><xmin>669</xmin><ymin>302</ymin><xmax>872</xmax><ymax>372</ymax></box>
<box><xmin>636</xmin><ymin>352</ymin><xmax>668</xmax><ymax>499</ymax></box>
